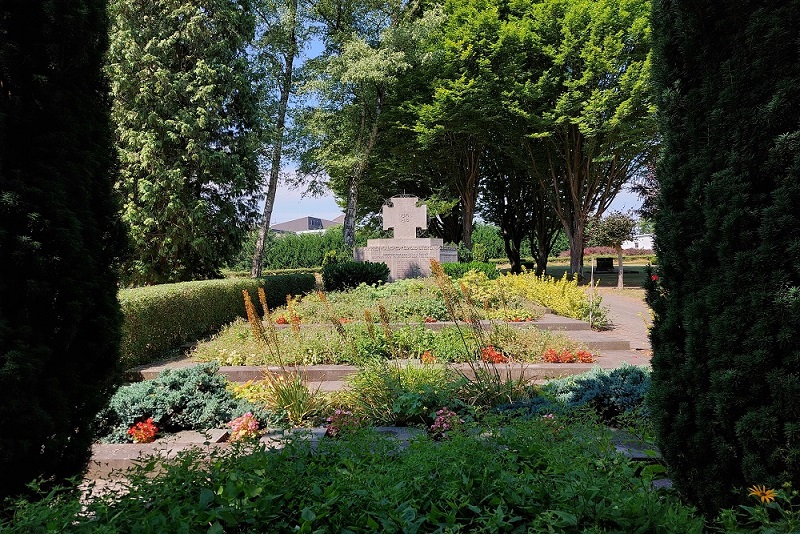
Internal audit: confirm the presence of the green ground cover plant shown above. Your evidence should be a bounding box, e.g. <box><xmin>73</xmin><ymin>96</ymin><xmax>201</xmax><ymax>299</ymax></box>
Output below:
<box><xmin>192</xmin><ymin>320</ymin><xmax>582</xmax><ymax>366</ymax></box>
<box><xmin>3</xmin><ymin>417</ymin><xmax>705</xmax><ymax>532</ymax></box>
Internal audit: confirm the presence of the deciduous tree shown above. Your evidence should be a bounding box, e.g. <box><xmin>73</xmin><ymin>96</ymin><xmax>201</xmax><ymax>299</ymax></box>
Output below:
<box><xmin>587</xmin><ymin>211</ymin><xmax>636</xmax><ymax>288</ymax></box>
<box><xmin>250</xmin><ymin>0</ymin><xmax>314</xmax><ymax>277</ymax></box>
<box><xmin>509</xmin><ymin>0</ymin><xmax>655</xmax><ymax>278</ymax></box>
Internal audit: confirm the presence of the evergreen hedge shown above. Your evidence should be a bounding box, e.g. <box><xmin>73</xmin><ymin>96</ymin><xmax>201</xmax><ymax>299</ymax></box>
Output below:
<box><xmin>648</xmin><ymin>0</ymin><xmax>800</xmax><ymax>514</ymax></box>
<box><xmin>321</xmin><ymin>261</ymin><xmax>389</xmax><ymax>292</ymax></box>
<box><xmin>0</xmin><ymin>1</ymin><xmax>124</xmax><ymax>502</ymax></box>
<box><xmin>119</xmin><ymin>275</ymin><xmax>315</xmax><ymax>368</ymax></box>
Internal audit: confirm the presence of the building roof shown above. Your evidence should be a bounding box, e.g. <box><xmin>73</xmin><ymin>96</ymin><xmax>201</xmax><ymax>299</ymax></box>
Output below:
<box><xmin>270</xmin><ymin>216</ymin><xmax>342</xmax><ymax>234</ymax></box>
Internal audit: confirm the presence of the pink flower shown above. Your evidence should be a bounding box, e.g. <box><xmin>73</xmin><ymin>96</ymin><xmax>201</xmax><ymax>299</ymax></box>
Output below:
<box><xmin>227</xmin><ymin>412</ymin><xmax>260</xmax><ymax>442</ymax></box>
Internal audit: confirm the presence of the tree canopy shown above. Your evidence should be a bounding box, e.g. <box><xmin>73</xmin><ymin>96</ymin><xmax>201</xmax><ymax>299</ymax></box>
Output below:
<box><xmin>108</xmin><ymin>0</ymin><xmax>262</xmax><ymax>284</ymax></box>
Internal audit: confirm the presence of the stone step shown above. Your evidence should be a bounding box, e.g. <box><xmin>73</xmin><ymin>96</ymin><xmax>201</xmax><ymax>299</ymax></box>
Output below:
<box><xmin>562</xmin><ymin>330</ymin><xmax>630</xmax><ymax>351</ymax></box>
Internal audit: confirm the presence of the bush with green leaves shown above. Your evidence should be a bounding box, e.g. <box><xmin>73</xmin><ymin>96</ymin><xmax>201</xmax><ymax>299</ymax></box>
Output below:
<box><xmin>120</xmin><ymin>274</ymin><xmax>315</xmax><ymax>367</ymax></box>
<box><xmin>322</xmin><ymin>261</ymin><xmax>389</xmax><ymax>291</ymax></box>
<box><xmin>335</xmin><ymin>361</ymin><xmax>460</xmax><ymax>426</ymax></box>
<box><xmin>95</xmin><ymin>363</ymin><xmax>275</xmax><ymax>443</ymax></box>
<box><xmin>4</xmin><ymin>419</ymin><xmax>705</xmax><ymax>532</ymax></box>
<box><xmin>442</xmin><ymin>261</ymin><xmax>499</xmax><ymax>280</ymax></box>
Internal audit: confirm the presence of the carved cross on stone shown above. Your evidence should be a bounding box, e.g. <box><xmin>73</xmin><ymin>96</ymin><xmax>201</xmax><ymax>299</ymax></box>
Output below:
<box><xmin>383</xmin><ymin>196</ymin><xmax>427</xmax><ymax>239</ymax></box>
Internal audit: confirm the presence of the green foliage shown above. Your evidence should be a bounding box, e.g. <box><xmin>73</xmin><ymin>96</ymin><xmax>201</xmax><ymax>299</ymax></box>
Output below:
<box><xmin>442</xmin><ymin>262</ymin><xmax>500</xmax><ymax>280</ymax></box>
<box><xmin>648</xmin><ymin>0</ymin><xmax>800</xmax><ymax>514</ymax></box>
<box><xmin>2</xmin><ymin>419</ymin><xmax>705</xmax><ymax>532</ymax></box>
<box><xmin>108</xmin><ymin>0</ymin><xmax>262</xmax><ymax>284</ymax></box>
<box><xmin>232</xmin><ymin>227</ymin><xmax>350</xmax><ymax>271</ymax></box>
<box><xmin>230</xmin><ymin>373</ymin><xmax>328</xmax><ymax>427</ymax></box>
<box><xmin>336</xmin><ymin>361</ymin><xmax>458</xmax><ymax>425</ymax></box>
<box><xmin>543</xmin><ymin>365</ymin><xmax>650</xmax><ymax>422</ymax></box>
<box><xmin>471</xmin><ymin>223</ymin><xmax>505</xmax><ymax>259</ymax></box>
<box><xmin>120</xmin><ymin>275</ymin><xmax>315</xmax><ymax>367</ymax></box>
<box><xmin>322</xmin><ymin>261</ymin><xmax>389</xmax><ymax>291</ymax></box>
<box><xmin>0</xmin><ymin>0</ymin><xmax>125</xmax><ymax>502</ymax></box>
<box><xmin>588</xmin><ymin>212</ymin><xmax>637</xmax><ymax>248</ymax></box>
<box><xmin>95</xmin><ymin>363</ymin><xmax>273</xmax><ymax>443</ymax></box>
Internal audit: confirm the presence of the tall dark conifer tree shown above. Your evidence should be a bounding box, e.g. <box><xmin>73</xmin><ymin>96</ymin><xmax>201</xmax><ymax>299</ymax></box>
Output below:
<box><xmin>0</xmin><ymin>1</ymin><xmax>123</xmax><ymax>501</ymax></box>
<box><xmin>648</xmin><ymin>0</ymin><xmax>800</xmax><ymax>513</ymax></box>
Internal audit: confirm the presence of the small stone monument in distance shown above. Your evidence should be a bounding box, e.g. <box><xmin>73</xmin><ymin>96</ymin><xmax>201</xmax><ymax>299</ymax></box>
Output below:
<box><xmin>354</xmin><ymin>195</ymin><xmax>457</xmax><ymax>281</ymax></box>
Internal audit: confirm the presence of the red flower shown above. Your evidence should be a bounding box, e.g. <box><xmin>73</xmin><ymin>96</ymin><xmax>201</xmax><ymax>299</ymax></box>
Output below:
<box><xmin>480</xmin><ymin>346</ymin><xmax>508</xmax><ymax>364</ymax></box>
<box><xmin>651</xmin><ymin>275</ymin><xmax>659</xmax><ymax>281</ymax></box>
<box><xmin>127</xmin><ymin>417</ymin><xmax>158</xmax><ymax>443</ymax></box>
<box><xmin>275</xmin><ymin>316</ymin><xmax>288</xmax><ymax>324</ymax></box>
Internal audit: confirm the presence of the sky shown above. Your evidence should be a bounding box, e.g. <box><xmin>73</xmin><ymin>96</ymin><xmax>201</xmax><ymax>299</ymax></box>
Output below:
<box><xmin>268</xmin><ymin>181</ymin><xmax>644</xmax><ymax>225</ymax></box>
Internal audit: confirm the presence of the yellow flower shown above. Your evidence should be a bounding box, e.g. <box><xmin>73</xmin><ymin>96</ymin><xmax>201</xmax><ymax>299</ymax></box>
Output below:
<box><xmin>748</xmin><ymin>485</ymin><xmax>778</xmax><ymax>503</ymax></box>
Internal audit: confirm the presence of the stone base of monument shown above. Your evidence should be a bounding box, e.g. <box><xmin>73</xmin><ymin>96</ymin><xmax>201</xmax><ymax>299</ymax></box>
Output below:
<box><xmin>354</xmin><ymin>238</ymin><xmax>457</xmax><ymax>281</ymax></box>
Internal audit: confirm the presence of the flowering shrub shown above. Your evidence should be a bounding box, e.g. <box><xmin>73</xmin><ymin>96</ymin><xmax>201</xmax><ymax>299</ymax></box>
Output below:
<box><xmin>543</xmin><ymin>348</ymin><xmax>594</xmax><ymax>363</ymax></box>
<box><xmin>429</xmin><ymin>407</ymin><xmax>464</xmax><ymax>440</ymax></box>
<box><xmin>480</xmin><ymin>345</ymin><xmax>508</xmax><ymax>364</ymax></box>
<box><xmin>325</xmin><ymin>409</ymin><xmax>362</xmax><ymax>438</ymax></box>
<box><xmin>127</xmin><ymin>418</ymin><xmax>158</xmax><ymax>443</ymax></box>
<box><xmin>227</xmin><ymin>412</ymin><xmax>260</xmax><ymax>442</ymax></box>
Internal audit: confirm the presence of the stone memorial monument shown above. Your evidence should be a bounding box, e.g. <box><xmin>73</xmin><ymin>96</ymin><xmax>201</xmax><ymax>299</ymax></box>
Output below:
<box><xmin>354</xmin><ymin>195</ymin><xmax>457</xmax><ymax>281</ymax></box>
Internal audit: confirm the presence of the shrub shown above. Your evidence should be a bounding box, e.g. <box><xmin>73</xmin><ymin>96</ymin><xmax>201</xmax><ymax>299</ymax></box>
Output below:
<box><xmin>322</xmin><ymin>261</ymin><xmax>389</xmax><ymax>291</ymax></box>
<box><xmin>495</xmin><ymin>271</ymin><xmax>607</xmax><ymax>325</ymax></box>
<box><xmin>95</xmin><ymin>363</ymin><xmax>274</xmax><ymax>443</ymax></box>
<box><xmin>335</xmin><ymin>361</ymin><xmax>459</xmax><ymax>425</ymax></box>
<box><xmin>543</xmin><ymin>365</ymin><xmax>650</xmax><ymax>421</ymax></box>
<box><xmin>0</xmin><ymin>1</ymin><xmax>124</xmax><ymax>502</ymax></box>
<box><xmin>229</xmin><ymin>373</ymin><xmax>327</xmax><ymax>427</ymax></box>
<box><xmin>649</xmin><ymin>1</ymin><xmax>800</xmax><ymax>514</ymax></box>
<box><xmin>119</xmin><ymin>274</ymin><xmax>315</xmax><ymax>368</ymax></box>
<box><xmin>442</xmin><ymin>261</ymin><xmax>499</xmax><ymax>280</ymax></box>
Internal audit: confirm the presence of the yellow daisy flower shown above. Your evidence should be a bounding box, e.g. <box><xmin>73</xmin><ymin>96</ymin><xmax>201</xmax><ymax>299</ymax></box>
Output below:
<box><xmin>748</xmin><ymin>485</ymin><xmax>778</xmax><ymax>504</ymax></box>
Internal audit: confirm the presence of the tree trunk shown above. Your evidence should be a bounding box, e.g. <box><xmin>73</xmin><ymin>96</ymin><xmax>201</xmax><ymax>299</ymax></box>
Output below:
<box><xmin>616</xmin><ymin>243</ymin><xmax>624</xmax><ymax>289</ymax></box>
<box><xmin>503</xmin><ymin>232</ymin><xmax>522</xmax><ymax>274</ymax></box>
<box><xmin>567</xmin><ymin>222</ymin><xmax>585</xmax><ymax>280</ymax></box>
<box><xmin>343</xmin><ymin>90</ymin><xmax>383</xmax><ymax>249</ymax></box>
<box><xmin>533</xmin><ymin>236</ymin><xmax>548</xmax><ymax>276</ymax></box>
<box><xmin>250</xmin><ymin>1</ymin><xmax>297</xmax><ymax>278</ymax></box>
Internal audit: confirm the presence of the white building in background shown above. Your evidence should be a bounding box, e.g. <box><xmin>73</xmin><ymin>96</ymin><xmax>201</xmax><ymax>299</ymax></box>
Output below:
<box><xmin>622</xmin><ymin>234</ymin><xmax>654</xmax><ymax>250</ymax></box>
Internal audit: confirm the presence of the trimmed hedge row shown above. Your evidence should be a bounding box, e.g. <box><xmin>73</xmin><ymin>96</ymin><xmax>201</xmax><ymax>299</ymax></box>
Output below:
<box><xmin>442</xmin><ymin>261</ymin><xmax>499</xmax><ymax>280</ymax></box>
<box><xmin>119</xmin><ymin>275</ymin><xmax>316</xmax><ymax>368</ymax></box>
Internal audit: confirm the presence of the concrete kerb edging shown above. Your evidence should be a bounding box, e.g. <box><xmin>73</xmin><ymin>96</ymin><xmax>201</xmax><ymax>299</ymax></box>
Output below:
<box><xmin>87</xmin><ymin>427</ymin><xmax>426</xmax><ymax>480</ymax></box>
<box><xmin>133</xmin><ymin>362</ymin><xmax>601</xmax><ymax>383</ymax></box>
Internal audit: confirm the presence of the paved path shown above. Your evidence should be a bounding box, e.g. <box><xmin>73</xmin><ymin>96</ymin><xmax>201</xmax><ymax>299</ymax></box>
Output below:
<box><xmin>595</xmin><ymin>288</ymin><xmax>651</xmax><ymax>352</ymax></box>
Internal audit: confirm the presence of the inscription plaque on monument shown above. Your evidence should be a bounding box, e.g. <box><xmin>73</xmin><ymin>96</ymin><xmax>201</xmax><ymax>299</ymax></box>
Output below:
<box><xmin>354</xmin><ymin>195</ymin><xmax>457</xmax><ymax>281</ymax></box>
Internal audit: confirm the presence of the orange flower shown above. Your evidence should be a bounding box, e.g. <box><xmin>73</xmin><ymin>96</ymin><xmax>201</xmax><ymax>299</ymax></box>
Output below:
<box><xmin>748</xmin><ymin>485</ymin><xmax>777</xmax><ymax>503</ymax></box>
<box><xmin>421</xmin><ymin>350</ymin><xmax>436</xmax><ymax>364</ymax></box>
